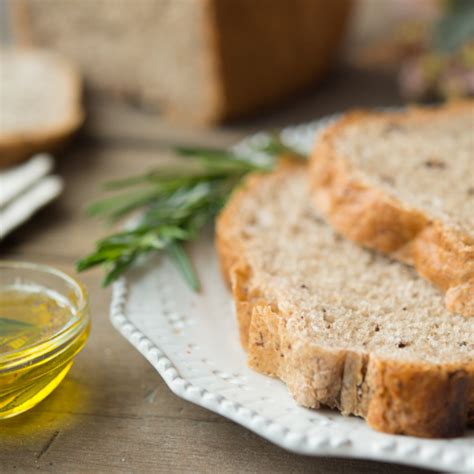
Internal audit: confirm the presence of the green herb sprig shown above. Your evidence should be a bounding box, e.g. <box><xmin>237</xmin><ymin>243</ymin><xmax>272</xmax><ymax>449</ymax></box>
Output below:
<box><xmin>77</xmin><ymin>136</ymin><xmax>304</xmax><ymax>289</ymax></box>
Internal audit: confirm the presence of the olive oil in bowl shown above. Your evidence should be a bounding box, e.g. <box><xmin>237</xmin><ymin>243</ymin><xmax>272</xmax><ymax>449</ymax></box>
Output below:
<box><xmin>0</xmin><ymin>262</ymin><xmax>90</xmax><ymax>419</ymax></box>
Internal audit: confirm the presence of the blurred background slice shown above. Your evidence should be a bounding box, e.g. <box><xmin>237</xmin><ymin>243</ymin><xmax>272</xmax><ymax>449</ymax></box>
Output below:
<box><xmin>1</xmin><ymin>0</ymin><xmax>473</xmax><ymax>130</ymax></box>
<box><xmin>10</xmin><ymin>0</ymin><xmax>353</xmax><ymax>124</ymax></box>
<box><xmin>348</xmin><ymin>0</ymin><xmax>474</xmax><ymax>101</ymax></box>
<box><xmin>0</xmin><ymin>48</ymin><xmax>83</xmax><ymax>167</ymax></box>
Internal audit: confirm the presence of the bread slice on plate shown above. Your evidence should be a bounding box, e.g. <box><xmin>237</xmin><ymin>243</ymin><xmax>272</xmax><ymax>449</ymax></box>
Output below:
<box><xmin>310</xmin><ymin>101</ymin><xmax>474</xmax><ymax>316</ymax></box>
<box><xmin>216</xmin><ymin>163</ymin><xmax>473</xmax><ymax>438</ymax></box>
<box><xmin>0</xmin><ymin>48</ymin><xmax>83</xmax><ymax>167</ymax></box>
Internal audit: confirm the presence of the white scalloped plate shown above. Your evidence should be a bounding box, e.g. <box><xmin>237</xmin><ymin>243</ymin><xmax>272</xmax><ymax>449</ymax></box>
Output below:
<box><xmin>110</xmin><ymin>119</ymin><xmax>474</xmax><ymax>473</ymax></box>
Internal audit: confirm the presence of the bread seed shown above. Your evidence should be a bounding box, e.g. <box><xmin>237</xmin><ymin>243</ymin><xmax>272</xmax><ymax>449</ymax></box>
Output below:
<box><xmin>423</xmin><ymin>159</ymin><xmax>446</xmax><ymax>169</ymax></box>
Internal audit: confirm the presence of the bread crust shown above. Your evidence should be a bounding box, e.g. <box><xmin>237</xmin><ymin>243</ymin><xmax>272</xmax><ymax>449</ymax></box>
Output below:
<box><xmin>205</xmin><ymin>0</ymin><xmax>352</xmax><ymax>122</ymax></box>
<box><xmin>216</xmin><ymin>164</ymin><xmax>474</xmax><ymax>437</ymax></box>
<box><xmin>309</xmin><ymin>101</ymin><xmax>474</xmax><ymax>317</ymax></box>
<box><xmin>0</xmin><ymin>48</ymin><xmax>84</xmax><ymax>168</ymax></box>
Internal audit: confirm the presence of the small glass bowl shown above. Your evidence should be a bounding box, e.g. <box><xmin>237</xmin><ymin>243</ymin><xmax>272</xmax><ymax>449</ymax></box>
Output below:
<box><xmin>0</xmin><ymin>261</ymin><xmax>90</xmax><ymax>419</ymax></box>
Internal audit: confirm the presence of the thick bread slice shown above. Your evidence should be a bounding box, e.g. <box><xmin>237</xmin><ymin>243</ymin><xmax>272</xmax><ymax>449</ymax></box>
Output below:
<box><xmin>216</xmin><ymin>163</ymin><xmax>474</xmax><ymax>437</ymax></box>
<box><xmin>310</xmin><ymin>101</ymin><xmax>474</xmax><ymax>316</ymax></box>
<box><xmin>0</xmin><ymin>48</ymin><xmax>83</xmax><ymax>167</ymax></box>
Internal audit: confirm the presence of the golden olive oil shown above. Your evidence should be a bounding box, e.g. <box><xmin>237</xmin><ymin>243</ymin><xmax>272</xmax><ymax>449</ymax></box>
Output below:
<box><xmin>0</xmin><ymin>286</ymin><xmax>89</xmax><ymax>418</ymax></box>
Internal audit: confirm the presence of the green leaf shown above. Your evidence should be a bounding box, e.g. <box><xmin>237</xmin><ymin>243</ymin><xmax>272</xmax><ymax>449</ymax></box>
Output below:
<box><xmin>102</xmin><ymin>256</ymin><xmax>138</xmax><ymax>287</ymax></box>
<box><xmin>103</xmin><ymin>169</ymin><xmax>222</xmax><ymax>190</ymax></box>
<box><xmin>87</xmin><ymin>187</ymin><xmax>159</xmax><ymax>219</ymax></box>
<box><xmin>76</xmin><ymin>253</ymin><xmax>110</xmax><ymax>272</ymax></box>
<box><xmin>175</xmin><ymin>146</ymin><xmax>266</xmax><ymax>172</ymax></box>
<box><xmin>166</xmin><ymin>242</ymin><xmax>200</xmax><ymax>292</ymax></box>
<box><xmin>174</xmin><ymin>146</ymin><xmax>241</xmax><ymax>161</ymax></box>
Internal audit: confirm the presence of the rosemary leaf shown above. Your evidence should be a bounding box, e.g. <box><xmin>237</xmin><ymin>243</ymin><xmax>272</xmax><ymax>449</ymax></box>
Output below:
<box><xmin>102</xmin><ymin>256</ymin><xmax>138</xmax><ymax>287</ymax></box>
<box><xmin>166</xmin><ymin>242</ymin><xmax>200</xmax><ymax>291</ymax></box>
<box><xmin>86</xmin><ymin>187</ymin><xmax>160</xmax><ymax>220</ymax></box>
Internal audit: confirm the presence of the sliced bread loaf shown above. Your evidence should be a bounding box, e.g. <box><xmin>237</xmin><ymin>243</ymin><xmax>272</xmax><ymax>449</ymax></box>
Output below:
<box><xmin>11</xmin><ymin>0</ymin><xmax>351</xmax><ymax>123</ymax></box>
<box><xmin>310</xmin><ymin>101</ymin><xmax>474</xmax><ymax>316</ymax></box>
<box><xmin>216</xmin><ymin>163</ymin><xmax>473</xmax><ymax>437</ymax></box>
<box><xmin>0</xmin><ymin>48</ymin><xmax>83</xmax><ymax>167</ymax></box>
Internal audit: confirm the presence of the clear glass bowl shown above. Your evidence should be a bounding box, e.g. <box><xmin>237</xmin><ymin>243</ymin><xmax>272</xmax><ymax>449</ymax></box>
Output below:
<box><xmin>0</xmin><ymin>261</ymin><xmax>90</xmax><ymax>419</ymax></box>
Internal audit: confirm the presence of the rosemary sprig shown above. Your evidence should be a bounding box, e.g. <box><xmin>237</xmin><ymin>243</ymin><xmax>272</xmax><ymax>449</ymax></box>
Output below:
<box><xmin>77</xmin><ymin>136</ymin><xmax>304</xmax><ymax>289</ymax></box>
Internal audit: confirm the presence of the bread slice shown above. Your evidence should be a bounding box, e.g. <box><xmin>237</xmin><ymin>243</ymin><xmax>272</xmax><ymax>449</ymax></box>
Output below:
<box><xmin>310</xmin><ymin>101</ymin><xmax>474</xmax><ymax>316</ymax></box>
<box><xmin>216</xmin><ymin>163</ymin><xmax>473</xmax><ymax>438</ymax></box>
<box><xmin>0</xmin><ymin>48</ymin><xmax>83</xmax><ymax>167</ymax></box>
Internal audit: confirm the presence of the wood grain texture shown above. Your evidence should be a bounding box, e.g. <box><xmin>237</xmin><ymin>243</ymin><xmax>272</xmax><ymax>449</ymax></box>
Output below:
<box><xmin>0</xmin><ymin>71</ymin><xmax>431</xmax><ymax>473</ymax></box>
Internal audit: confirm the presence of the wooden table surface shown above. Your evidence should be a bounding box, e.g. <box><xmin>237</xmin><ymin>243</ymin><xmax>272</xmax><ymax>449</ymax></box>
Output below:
<box><xmin>1</xmin><ymin>67</ymin><xmax>434</xmax><ymax>473</ymax></box>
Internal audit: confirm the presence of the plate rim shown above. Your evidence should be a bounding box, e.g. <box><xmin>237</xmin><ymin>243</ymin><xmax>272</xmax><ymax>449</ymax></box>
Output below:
<box><xmin>110</xmin><ymin>277</ymin><xmax>473</xmax><ymax>472</ymax></box>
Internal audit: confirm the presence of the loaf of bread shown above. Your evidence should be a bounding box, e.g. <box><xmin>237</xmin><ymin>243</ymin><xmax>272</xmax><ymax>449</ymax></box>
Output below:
<box><xmin>310</xmin><ymin>101</ymin><xmax>474</xmax><ymax>316</ymax></box>
<box><xmin>0</xmin><ymin>48</ymin><xmax>83</xmax><ymax>167</ymax></box>
<box><xmin>216</xmin><ymin>162</ymin><xmax>473</xmax><ymax>438</ymax></box>
<box><xmin>11</xmin><ymin>0</ymin><xmax>352</xmax><ymax>123</ymax></box>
